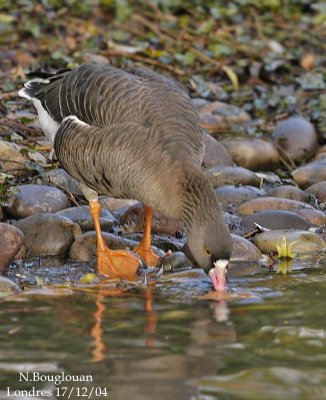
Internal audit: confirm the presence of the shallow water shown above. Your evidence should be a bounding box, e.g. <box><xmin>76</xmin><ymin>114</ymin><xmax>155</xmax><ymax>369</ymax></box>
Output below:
<box><xmin>1</xmin><ymin>256</ymin><xmax>325</xmax><ymax>400</ymax></box>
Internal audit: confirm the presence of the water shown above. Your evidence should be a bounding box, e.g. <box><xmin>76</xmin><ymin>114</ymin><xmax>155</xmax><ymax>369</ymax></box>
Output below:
<box><xmin>0</xmin><ymin>257</ymin><xmax>325</xmax><ymax>400</ymax></box>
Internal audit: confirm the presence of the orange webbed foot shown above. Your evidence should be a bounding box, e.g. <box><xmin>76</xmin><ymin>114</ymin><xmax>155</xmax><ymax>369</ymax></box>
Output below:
<box><xmin>133</xmin><ymin>243</ymin><xmax>160</xmax><ymax>267</ymax></box>
<box><xmin>97</xmin><ymin>247</ymin><xmax>141</xmax><ymax>280</ymax></box>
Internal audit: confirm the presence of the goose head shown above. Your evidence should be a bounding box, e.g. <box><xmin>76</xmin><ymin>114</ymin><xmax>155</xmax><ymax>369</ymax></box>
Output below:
<box><xmin>184</xmin><ymin>219</ymin><xmax>233</xmax><ymax>291</ymax></box>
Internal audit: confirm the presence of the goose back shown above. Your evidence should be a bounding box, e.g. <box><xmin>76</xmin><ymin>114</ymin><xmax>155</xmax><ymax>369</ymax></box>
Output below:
<box><xmin>21</xmin><ymin>64</ymin><xmax>204</xmax><ymax>164</ymax></box>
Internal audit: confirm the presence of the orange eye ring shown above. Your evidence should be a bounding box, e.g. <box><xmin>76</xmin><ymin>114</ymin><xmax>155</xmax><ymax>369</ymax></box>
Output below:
<box><xmin>205</xmin><ymin>248</ymin><xmax>212</xmax><ymax>257</ymax></box>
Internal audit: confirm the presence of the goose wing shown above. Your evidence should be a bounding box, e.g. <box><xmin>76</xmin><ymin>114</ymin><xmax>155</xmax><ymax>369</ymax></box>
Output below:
<box><xmin>20</xmin><ymin>63</ymin><xmax>204</xmax><ymax>162</ymax></box>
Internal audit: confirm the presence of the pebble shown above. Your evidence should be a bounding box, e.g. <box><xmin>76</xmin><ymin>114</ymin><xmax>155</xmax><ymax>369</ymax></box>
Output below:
<box><xmin>12</xmin><ymin>213</ymin><xmax>81</xmax><ymax>257</ymax></box>
<box><xmin>0</xmin><ymin>140</ymin><xmax>27</xmax><ymax>175</ymax></box>
<box><xmin>202</xmin><ymin>133</ymin><xmax>233</xmax><ymax>168</ymax></box>
<box><xmin>0</xmin><ymin>276</ymin><xmax>20</xmax><ymax>294</ymax></box>
<box><xmin>221</xmin><ymin>137</ymin><xmax>280</xmax><ymax>171</ymax></box>
<box><xmin>69</xmin><ymin>231</ymin><xmax>164</xmax><ymax>263</ymax></box>
<box><xmin>215</xmin><ymin>185</ymin><xmax>266</xmax><ymax>210</ymax></box>
<box><xmin>0</xmin><ymin>222</ymin><xmax>25</xmax><ymax>269</ymax></box>
<box><xmin>306</xmin><ymin>181</ymin><xmax>326</xmax><ymax>205</ymax></box>
<box><xmin>255</xmin><ymin>230</ymin><xmax>325</xmax><ymax>255</ymax></box>
<box><xmin>119</xmin><ymin>203</ymin><xmax>183</xmax><ymax>235</ymax></box>
<box><xmin>239</xmin><ymin>197</ymin><xmax>326</xmax><ymax>226</ymax></box>
<box><xmin>291</xmin><ymin>159</ymin><xmax>326</xmax><ymax>189</ymax></box>
<box><xmin>200</xmin><ymin>101</ymin><xmax>251</xmax><ymax>133</ymax></box>
<box><xmin>241</xmin><ymin>210</ymin><xmax>311</xmax><ymax>232</ymax></box>
<box><xmin>56</xmin><ymin>205</ymin><xmax>117</xmax><ymax>232</ymax></box>
<box><xmin>209</xmin><ymin>166</ymin><xmax>261</xmax><ymax>188</ymax></box>
<box><xmin>273</xmin><ymin>116</ymin><xmax>318</xmax><ymax>162</ymax></box>
<box><xmin>39</xmin><ymin>168</ymin><xmax>83</xmax><ymax>196</ymax></box>
<box><xmin>267</xmin><ymin>185</ymin><xmax>310</xmax><ymax>203</ymax></box>
<box><xmin>6</xmin><ymin>184</ymin><xmax>70</xmax><ymax>218</ymax></box>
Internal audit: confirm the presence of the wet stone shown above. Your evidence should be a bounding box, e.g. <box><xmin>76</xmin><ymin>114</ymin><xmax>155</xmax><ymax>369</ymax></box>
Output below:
<box><xmin>292</xmin><ymin>159</ymin><xmax>326</xmax><ymax>189</ymax></box>
<box><xmin>0</xmin><ymin>223</ymin><xmax>25</xmax><ymax>269</ymax></box>
<box><xmin>241</xmin><ymin>210</ymin><xmax>311</xmax><ymax>232</ymax></box>
<box><xmin>39</xmin><ymin>168</ymin><xmax>83</xmax><ymax>196</ymax></box>
<box><xmin>255</xmin><ymin>230</ymin><xmax>326</xmax><ymax>255</ymax></box>
<box><xmin>273</xmin><ymin>116</ymin><xmax>318</xmax><ymax>163</ymax></box>
<box><xmin>0</xmin><ymin>276</ymin><xmax>20</xmax><ymax>295</ymax></box>
<box><xmin>239</xmin><ymin>197</ymin><xmax>326</xmax><ymax>226</ymax></box>
<box><xmin>158</xmin><ymin>252</ymin><xmax>191</xmax><ymax>274</ymax></box>
<box><xmin>202</xmin><ymin>134</ymin><xmax>233</xmax><ymax>169</ymax></box>
<box><xmin>267</xmin><ymin>185</ymin><xmax>311</xmax><ymax>203</ymax></box>
<box><xmin>209</xmin><ymin>166</ymin><xmax>261</xmax><ymax>188</ymax></box>
<box><xmin>221</xmin><ymin>137</ymin><xmax>280</xmax><ymax>171</ymax></box>
<box><xmin>12</xmin><ymin>213</ymin><xmax>81</xmax><ymax>257</ymax></box>
<box><xmin>215</xmin><ymin>185</ymin><xmax>266</xmax><ymax>211</ymax></box>
<box><xmin>228</xmin><ymin>234</ymin><xmax>262</xmax><ymax>277</ymax></box>
<box><xmin>56</xmin><ymin>205</ymin><xmax>117</xmax><ymax>232</ymax></box>
<box><xmin>306</xmin><ymin>181</ymin><xmax>326</xmax><ymax>205</ymax></box>
<box><xmin>7</xmin><ymin>184</ymin><xmax>70</xmax><ymax>218</ymax></box>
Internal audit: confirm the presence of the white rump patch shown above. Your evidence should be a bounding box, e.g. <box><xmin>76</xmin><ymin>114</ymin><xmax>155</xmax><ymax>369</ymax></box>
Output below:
<box><xmin>33</xmin><ymin>99</ymin><xmax>60</xmax><ymax>143</ymax></box>
<box><xmin>62</xmin><ymin>115</ymin><xmax>89</xmax><ymax>127</ymax></box>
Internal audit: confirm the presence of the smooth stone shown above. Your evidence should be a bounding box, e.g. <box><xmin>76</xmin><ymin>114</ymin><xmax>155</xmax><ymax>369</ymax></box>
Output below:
<box><xmin>56</xmin><ymin>205</ymin><xmax>117</xmax><ymax>232</ymax></box>
<box><xmin>242</xmin><ymin>210</ymin><xmax>311</xmax><ymax>232</ymax></box>
<box><xmin>6</xmin><ymin>184</ymin><xmax>70</xmax><ymax>218</ymax></box>
<box><xmin>239</xmin><ymin>197</ymin><xmax>326</xmax><ymax>226</ymax></box>
<box><xmin>12</xmin><ymin>213</ymin><xmax>81</xmax><ymax>257</ymax></box>
<box><xmin>202</xmin><ymin>134</ymin><xmax>233</xmax><ymax>169</ymax></box>
<box><xmin>27</xmin><ymin>150</ymin><xmax>47</xmax><ymax>165</ymax></box>
<box><xmin>69</xmin><ymin>231</ymin><xmax>164</xmax><ymax>262</ymax></box>
<box><xmin>228</xmin><ymin>234</ymin><xmax>262</xmax><ymax>277</ymax></box>
<box><xmin>200</xmin><ymin>101</ymin><xmax>251</xmax><ymax>133</ymax></box>
<box><xmin>158</xmin><ymin>252</ymin><xmax>191</xmax><ymax>274</ymax></box>
<box><xmin>215</xmin><ymin>185</ymin><xmax>266</xmax><ymax>210</ymax></box>
<box><xmin>100</xmin><ymin>196</ymin><xmax>140</xmax><ymax>212</ymax></box>
<box><xmin>0</xmin><ymin>223</ymin><xmax>25</xmax><ymax>269</ymax></box>
<box><xmin>306</xmin><ymin>181</ymin><xmax>326</xmax><ymax>205</ymax></box>
<box><xmin>231</xmin><ymin>234</ymin><xmax>262</xmax><ymax>261</ymax></box>
<box><xmin>192</xmin><ymin>97</ymin><xmax>210</xmax><ymax>109</ymax></box>
<box><xmin>209</xmin><ymin>166</ymin><xmax>261</xmax><ymax>188</ymax></box>
<box><xmin>0</xmin><ymin>277</ymin><xmax>20</xmax><ymax>294</ymax></box>
<box><xmin>315</xmin><ymin>145</ymin><xmax>326</xmax><ymax>161</ymax></box>
<box><xmin>39</xmin><ymin>168</ymin><xmax>83</xmax><ymax>196</ymax></box>
<box><xmin>0</xmin><ymin>140</ymin><xmax>27</xmax><ymax>175</ymax></box>
<box><xmin>221</xmin><ymin>137</ymin><xmax>280</xmax><ymax>171</ymax></box>
<box><xmin>292</xmin><ymin>159</ymin><xmax>326</xmax><ymax>189</ymax></box>
<box><xmin>119</xmin><ymin>203</ymin><xmax>183</xmax><ymax>236</ymax></box>
<box><xmin>267</xmin><ymin>185</ymin><xmax>310</xmax><ymax>203</ymax></box>
<box><xmin>255</xmin><ymin>230</ymin><xmax>325</xmax><ymax>255</ymax></box>
<box><xmin>273</xmin><ymin>116</ymin><xmax>318</xmax><ymax>162</ymax></box>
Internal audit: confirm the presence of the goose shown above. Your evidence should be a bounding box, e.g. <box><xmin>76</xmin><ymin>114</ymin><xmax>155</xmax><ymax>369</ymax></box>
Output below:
<box><xmin>19</xmin><ymin>63</ymin><xmax>233</xmax><ymax>291</ymax></box>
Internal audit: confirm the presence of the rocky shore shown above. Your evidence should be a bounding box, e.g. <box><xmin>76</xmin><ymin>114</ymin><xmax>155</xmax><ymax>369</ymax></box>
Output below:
<box><xmin>0</xmin><ymin>108</ymin><xmax>325</xmax><ymax>292</ymax></box>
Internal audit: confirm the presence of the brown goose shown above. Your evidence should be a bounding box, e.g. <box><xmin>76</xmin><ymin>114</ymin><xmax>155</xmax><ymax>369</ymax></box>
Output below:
<box><xmin>19</xmin><ymin>63</ymin><xmax>233</xmax><ymax>290</ymax></box>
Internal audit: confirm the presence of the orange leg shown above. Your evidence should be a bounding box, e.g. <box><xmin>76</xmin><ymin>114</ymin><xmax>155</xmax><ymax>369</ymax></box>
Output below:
<box><xmin>89</xmin><ymin>200</ymin><xmax>141</xmax><ymax>279</ymax></box>
<box><xmin>133</xmin><ymin>206</ymin><xmax>160</xmax><ymax>267</ymax></box>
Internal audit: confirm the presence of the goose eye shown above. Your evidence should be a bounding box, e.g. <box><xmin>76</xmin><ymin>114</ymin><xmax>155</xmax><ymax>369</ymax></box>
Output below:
<box><xmin>205</xmin><ymin>248</ymin><xmax>212</xmax><ymax>257</ymax></box>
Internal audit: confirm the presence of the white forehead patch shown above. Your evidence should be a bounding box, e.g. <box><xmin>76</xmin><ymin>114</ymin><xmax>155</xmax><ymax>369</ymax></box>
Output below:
<box><xmin>213</xmin><ymin>259</ymin><xmax>229</xmax><ymax>270</ymax></box>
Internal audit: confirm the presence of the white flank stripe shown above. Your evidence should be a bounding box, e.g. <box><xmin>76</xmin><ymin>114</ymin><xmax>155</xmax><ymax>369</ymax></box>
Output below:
<box><xmin>62</xmin><ymin>115</ymin><xmax>89</xmax><ymax>127</ymax></box>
